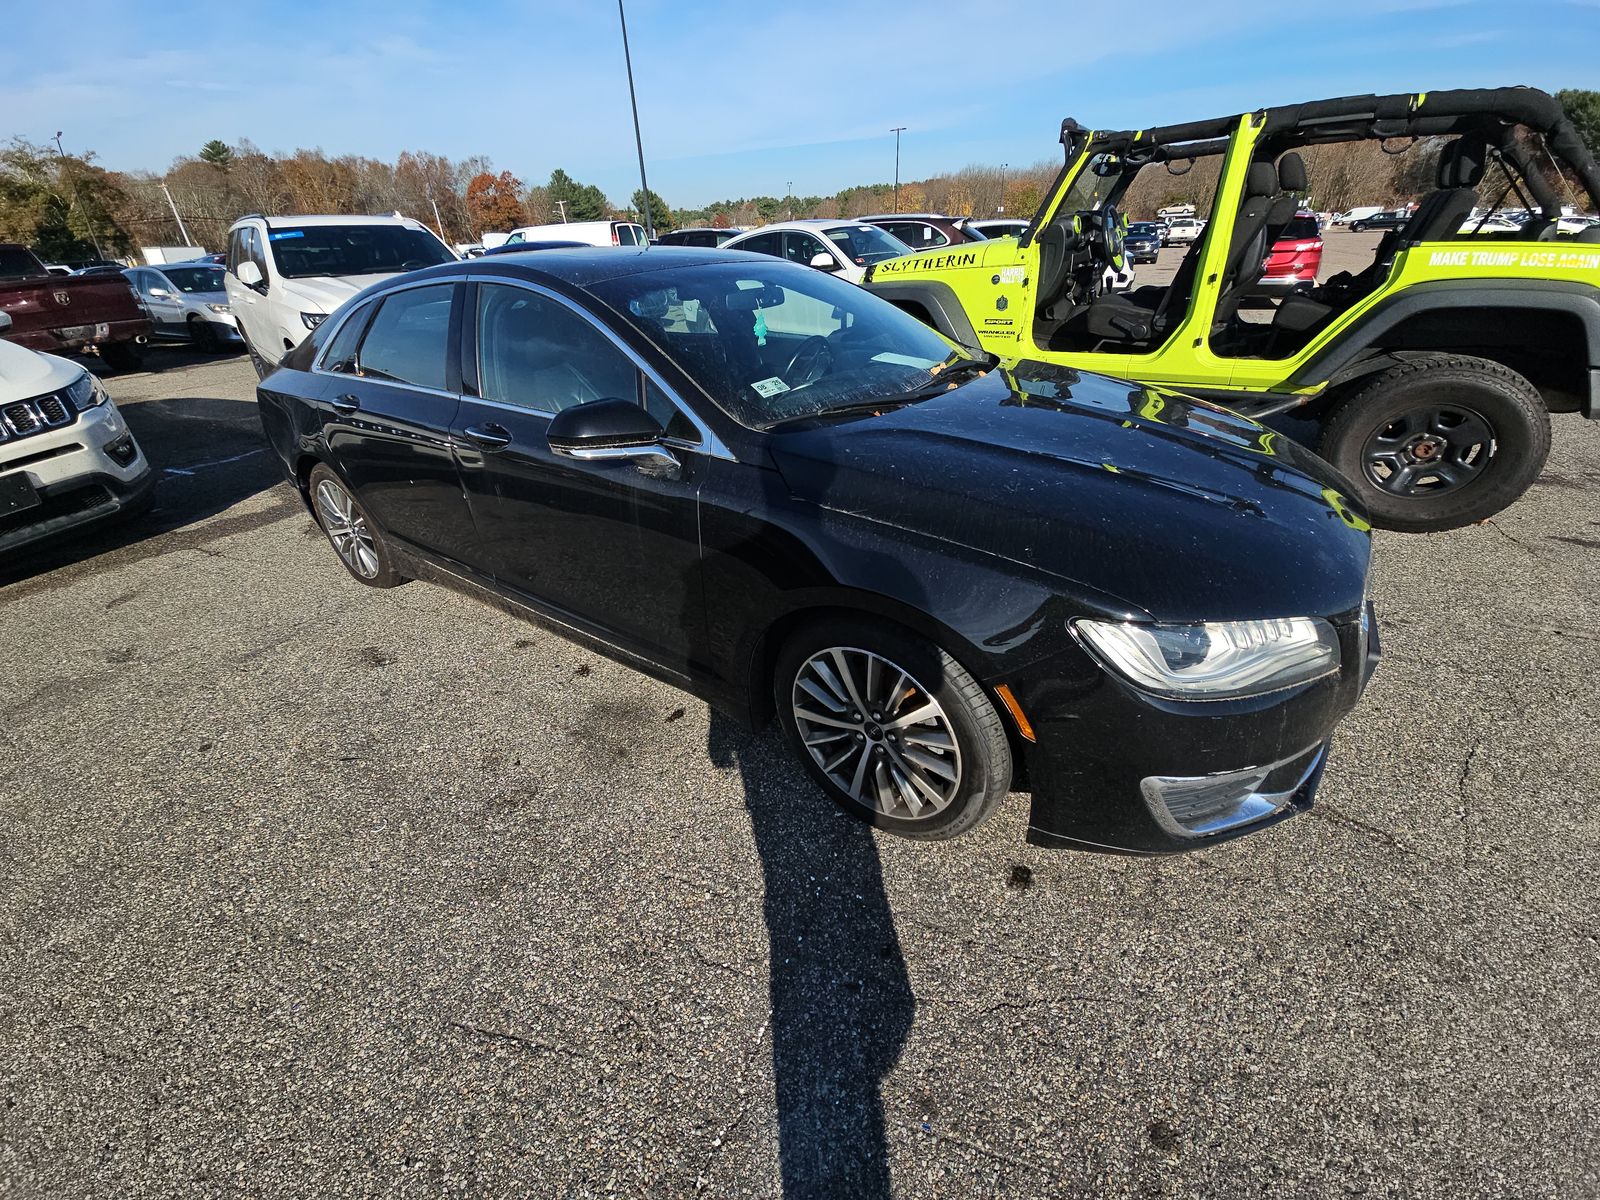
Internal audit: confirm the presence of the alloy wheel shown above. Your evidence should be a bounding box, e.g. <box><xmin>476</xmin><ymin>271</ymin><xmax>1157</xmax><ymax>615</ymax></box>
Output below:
<box><xmin>791</xmin><ymin>646</ymin><xmax>962</xmax><ymax>821</ymax></box>
<box><xmin>314</xmin><ymin>478</ymin><xmax>380</xmax><ymax>579</ymax></box>
<box><xmin>1361</xmin><ymin>404</ymin><xmax>1494</xmax><ymax>496</ymax></box>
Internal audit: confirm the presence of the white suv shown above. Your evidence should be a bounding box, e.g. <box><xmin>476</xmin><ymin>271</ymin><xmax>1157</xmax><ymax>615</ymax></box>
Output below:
<box><xmin>0</xmin><ymin>311</ymin><xmax>152</xmax><ymax>553</ymax></box>
<box><xmin>224</xmin><ymin>214</ymin><xmax>456</xmax><ymax>377</ymax></box>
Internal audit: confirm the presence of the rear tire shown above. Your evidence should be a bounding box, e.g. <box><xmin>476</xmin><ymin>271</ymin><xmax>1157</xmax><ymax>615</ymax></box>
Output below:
<box><xmin>1317</xmin><ymin>354</ymin><xmax>1550</xmax><ymax>533</ymax></box>
<box><xmin>307</xmin><ymin>463</ymin><xmax>406</xmax><ymax>588</ymax></box>
<box><xmin>774</xmin><ymin>618</ymin><xmax>1011</xmax><ymax>841</ymax></box>
<box><xmin>99</xmin><ymin>342</ymin><xmax>143</xmax><ymax>372</ymax></box>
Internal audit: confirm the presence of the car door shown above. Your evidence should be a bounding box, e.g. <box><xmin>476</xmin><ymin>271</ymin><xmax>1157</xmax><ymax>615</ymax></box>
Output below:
<box><xmin>141</xmin><ymin>270</ymin><xmax>186</xmax><ymax>334</ymax></box>
<box><xmin>451</xmin><ymin>279</ymin><xmax>707</xmax><ymax>667</ymax></box>
<box><xmin>226</xmin><ymin>226</ymin><xmax>273</xmax><ymax>352</ymax></box>
<box><xmin>320</xmin><ymin>281</ymin><xmax>481</xmax><ymax>563</ymax></box>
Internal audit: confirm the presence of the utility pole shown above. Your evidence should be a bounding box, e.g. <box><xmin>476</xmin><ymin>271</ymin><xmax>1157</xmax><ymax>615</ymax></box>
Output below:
<box><xmin>160</xmin><ymin>183</ymin><xmax>195</xmax><ymax>246</ymax></box>
<box><xmin>890</xmin><ymin>127</ymin><xmax>907</xmax><ymax>213</ymax></box>
<box><xmin>998</xmin><ymin>162</ymin><xmax>1008</xmax><ymax>215</ymax></box>
<box><xmin>617</xmin><ymin>0</ymin><xmax>654</xmax><ymax>240</ymax></box>
<box><xmin>556</xmin><ymin>199</ymin><xmax>569</xmax><ymax>223</ymax></box>
<box><xmin>425</xmin><ymin>184</ymin><xmax>447</xmax><ymax>242</ymax></box>
<box><xmin>53</xmin><ymin>131</ymin><xmax>105</xmax><ymax>259</ymax></box>
<box><xmin>786</xmin><ymin>180</ymin><xmax>793</xmax><ymax>220</ymax></box>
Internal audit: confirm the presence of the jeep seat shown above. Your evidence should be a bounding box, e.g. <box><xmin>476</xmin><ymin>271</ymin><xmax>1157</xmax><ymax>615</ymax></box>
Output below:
<box><xmin>1397</xmin><ymin>133</ymin><xmax>1490</xmax><ymax>247</ymax></box>
<box><xmin>1210</xmin><ymin>161</ymin><xmax>1285</xmax><ymax>328</ymax></box>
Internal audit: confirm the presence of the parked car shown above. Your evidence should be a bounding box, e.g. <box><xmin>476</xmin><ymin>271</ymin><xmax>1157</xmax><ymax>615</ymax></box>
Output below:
<box><xmin>1258</xmin><ymin>211</ymin><xmax>1324</xmax><ymax>293</ymax></box>
<box><xmin>1165</xmin><ymin>217</ymin><xmax>1204</xmax><ymax>244</ymax></box>
<box><xmin>1124</xmin><ymin>222</ymin><xmax>1163</xmax><ymax>263</ymax></box>
<box><xmin>655</xmin><ymin>227</ymin><xmax>743</xmax><ymax>248</ymax></box>
<box><xmin>858</xmin><ymin>214</ymin><xmax>984</xmax><ymax>252</ymax></box>
<box><xmin>124</xmin><ymin>263</ymin><xmax>241</xmax><ymax>351</ymax></box>
<box><xmin>1331</xmin><ymin>206</ymin><xmax>1385</xmax><ymax>226</ymax></box>
<box><xmin>482</xmin><ymin>239</ymin><xmax>592</xmax><ymax>255</ymax></box>
<box><xmin>0</xmin><ymin>310</ymin><xmax>153</xmax><ymax>553</ymax></box>
<box><xmin>1458</xmin><ymin>214</ymin><xmax>1522</xmax><ymax>235</ymax></box>
<box><xmin>1349</xmin><ymin>211</ymin><xmax>1409</xmax><ymax>233</ymax></box>
<box><xmin>0</xmin><ymin>243</ymin><xmax>150</xmax><ymax>370</ymax></box>
<box><xmin>257</xmin><ymin>248</ymin><xmax>1378</xmax><ymax>852</ymax></box>
<box><xmin>223</xmin><ymin>213</ymin><xmax>456</xmax><ymax>378</ymax></box>
<box><xmin>964</xmin><ymin>219</ymin><xmax>1030</xmax><ymax>240</ymax></box>
<box><xmin>719</xmin><ymin>220</ymin><xmax>912</xmax><ymax>284</ymax></box>
<box><xmin>502</xmin><ymin>220</ymin><xmax>648</xmax><ymax>248</ymax></box>
<box><xmin>43</xmin><ymin>264</ymin><xmax>72</xmax><ymax>276</ymax></box>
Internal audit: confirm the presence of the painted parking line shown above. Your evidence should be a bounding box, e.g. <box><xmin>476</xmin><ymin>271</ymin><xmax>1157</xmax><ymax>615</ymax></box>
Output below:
<box><xmin>163</xmin><ymin>448</ymin><xmax>268</xmax><ymax>477</ymax></box>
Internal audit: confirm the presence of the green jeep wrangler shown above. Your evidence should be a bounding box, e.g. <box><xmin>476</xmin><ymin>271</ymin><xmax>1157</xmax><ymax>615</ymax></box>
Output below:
<box><xmin>865</xmin><ymin>88</ymin><xmax>1600</xmax><ymax>532</ymax></box>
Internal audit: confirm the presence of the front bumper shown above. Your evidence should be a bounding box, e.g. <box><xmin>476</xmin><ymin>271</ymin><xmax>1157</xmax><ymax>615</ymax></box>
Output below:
<box><xmin>0</xmin><ymin>403</ymin><xmax>154</xmax><ymax>554</ymax></box>
<box><xmin>1012</xmin><ymin>603</ymin><xmax>1380</xmax><ymax>855</ymax></box>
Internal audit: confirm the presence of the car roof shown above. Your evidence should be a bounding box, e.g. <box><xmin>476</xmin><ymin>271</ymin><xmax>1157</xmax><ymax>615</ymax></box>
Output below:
<box><xmin>239</xmin><ymin>214</ymin><xmax>427</xmax><ymax>228</ymax></box>
<box><xmin>438</xmin><ymin>245</ymin><xmax>757</xmax><ymax>288</ymax></box>
<box><xmin>730</xmin><ymin>219</ymin><xmax>880</xmax><ymax>234</ymax></box>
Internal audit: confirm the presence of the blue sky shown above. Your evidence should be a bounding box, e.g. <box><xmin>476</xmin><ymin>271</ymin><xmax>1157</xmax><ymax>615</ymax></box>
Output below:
<box><xmin>2</xmin><ymin>0</ymin><xmax>1597</xmax><ymax>207</ymax></box>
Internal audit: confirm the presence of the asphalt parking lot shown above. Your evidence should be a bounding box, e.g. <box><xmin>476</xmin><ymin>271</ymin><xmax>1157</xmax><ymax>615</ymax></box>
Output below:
<box><xmin>3</xmin><ymin>317</ymin><xmax>1599</xmax><ymax>1197</ymax></box>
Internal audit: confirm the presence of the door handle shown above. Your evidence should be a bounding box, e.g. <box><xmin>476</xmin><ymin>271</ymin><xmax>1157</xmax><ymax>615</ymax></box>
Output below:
<box><xmin>462</xmin><ymin>423</ymin><xmax>512</xmax><ymax>450</ymax></box>
<box><xmin>330</xmin><ymin>394</ymin><xmax>360</xmax><ymax>414</ymax></box>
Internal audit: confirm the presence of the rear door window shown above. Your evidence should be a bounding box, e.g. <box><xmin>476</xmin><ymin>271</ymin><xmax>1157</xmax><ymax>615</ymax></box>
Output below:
<box><xmin>356</xmin><ymin>284</ymin><xmax>455</xmax><ymax>391</ymax></box>
<box><xmin>733</xmin><ymin>231</ymin><xmax>782</xmax><ymax>257</ymax></box>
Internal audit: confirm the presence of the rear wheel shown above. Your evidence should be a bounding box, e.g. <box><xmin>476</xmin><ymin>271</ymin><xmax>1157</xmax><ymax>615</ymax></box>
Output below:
<box><xmin>307</xmin><ymin>463</ymin><xmax>406</xmax><ymax>588</ymax></box>
<box><xmin>775</xmin><ymin>618</ymin><xmax>1011</xmax><ymax>841</ymax></box>
<box><xmin>1317</xmin><ymin>354</ymin><xmax>1550</xmax><ymax>533</ymax></box>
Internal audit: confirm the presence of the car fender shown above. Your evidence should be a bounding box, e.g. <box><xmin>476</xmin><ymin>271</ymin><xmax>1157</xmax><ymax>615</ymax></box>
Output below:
<box><xmin>862</xmin><ymin>279</ymin><xmax>983</xmax><ymax>349</ymax></box>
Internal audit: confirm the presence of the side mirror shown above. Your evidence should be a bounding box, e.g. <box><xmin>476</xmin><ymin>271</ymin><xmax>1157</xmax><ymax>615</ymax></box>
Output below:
<box><xmin>0</xmin><ymin>310</ymin><xmax>11</xmax><ymax>333</ymax></box>
<box><xmin>547</xmin><ymin>398</ymin><xmax>678</xmax><ymax>475</ymax></box>
<box><xmin>237</xmin><ymin>261</ymin><xmax>265</xmax><ymax>290</ymax></box>
<box><xmin>809</xmin><ymin>252</ymin><xmax>842</xmax><ymax>272</ymax></box>
<box><xmin>147</xmin><ymin>286</ymin><xmax>170</xmax><ymax>298</ymax></box>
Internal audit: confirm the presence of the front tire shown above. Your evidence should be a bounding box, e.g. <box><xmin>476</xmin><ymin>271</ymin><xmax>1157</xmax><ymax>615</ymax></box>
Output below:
<box><xmin>1317</xmin><ymin>354</ymin><xmax>1550</xmax><ymax>533</ymax></box>
<box><xmin>188</xmin><ymin>315</ymin><xmax>220</xmax><ymax>353</ymax></box>
<box><xmin>775</xmin><ymin>619</ymin><xmax>1011</xmax><ymax>841</ymax></box>
<box><xmin>307</xmin><ymin>463</ymin><xmax>406</xmax><ymax>588</ymax></box>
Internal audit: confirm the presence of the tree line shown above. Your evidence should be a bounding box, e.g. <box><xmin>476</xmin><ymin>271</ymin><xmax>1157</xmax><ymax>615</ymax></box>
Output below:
<box><xmin>3</xmin><ymin>89</ymin><xmax>1595</xmax><ymax>262</ymax></box>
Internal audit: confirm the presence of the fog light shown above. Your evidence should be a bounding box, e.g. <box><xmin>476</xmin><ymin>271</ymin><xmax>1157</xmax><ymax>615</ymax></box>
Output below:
<box><xmin>103</xmin><ymin>434</ymin><xmax>139</xmax><ymax>467</ymax></box>
<box><xmin>1141</xmin><ymin>748</ymin><xmax>1322</xmax><ymax>838</ymax></box>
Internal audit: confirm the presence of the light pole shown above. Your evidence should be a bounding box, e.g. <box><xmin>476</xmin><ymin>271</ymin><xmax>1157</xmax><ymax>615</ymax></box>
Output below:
<box><xmin>617</xmin><ymin>0</ymin><xmax>654</xmax><ymax>239</ymax></box>
<box><xmin>998</xmin><ymin>162</ymin><xmax>1008</xmax><ymax>215</ymax></box>
<box><xmin>53</xmin><ymin>131</ymin><xmax>104</xmax><ymax>259</ymax></box>
<box><xmin>890</xmin><ymin>126</ymin><xmax>907</xmax><ymax>212</ymax></box>
<box><xmin>786</xmin><ymin>180</ymin><xmax>793</xmax><ymax>220</ymax></box>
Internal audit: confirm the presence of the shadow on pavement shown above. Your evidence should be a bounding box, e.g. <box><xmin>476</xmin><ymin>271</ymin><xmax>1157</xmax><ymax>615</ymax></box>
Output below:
<box><xmin>0</xmin><ymin>394</ymin><xmax>287</xmax><ymax>588</ymax></box>
<box><xmin>709</xmin><ymin>716</ymin><xmax>914</xmax><ymax>1199</ymax></box>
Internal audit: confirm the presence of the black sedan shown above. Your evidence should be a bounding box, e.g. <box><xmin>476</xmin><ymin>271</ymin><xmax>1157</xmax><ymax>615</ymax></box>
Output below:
<box><xmin>257</xmin><ymin>247</ymin><xmax>1379</xmax><ymax>854</ymax></box>
<box><xmin>1349</xmin><ymin>211</ymin><xmax>1410</xmax><ymax>233</ymax></box>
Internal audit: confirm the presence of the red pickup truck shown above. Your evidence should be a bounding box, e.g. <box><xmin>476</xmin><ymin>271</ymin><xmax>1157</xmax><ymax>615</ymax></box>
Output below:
<box><xmin>0</xmin><ymin>244</ymin><xmax>150</xmax><ymax>370</ymax></box>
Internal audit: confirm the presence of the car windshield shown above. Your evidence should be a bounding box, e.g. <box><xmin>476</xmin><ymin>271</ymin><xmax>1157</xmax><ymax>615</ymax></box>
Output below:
<box><xmin>1058</xmin><ymin>152</ymin><xmax>1122</xmax><ymax>214</ymax></box>
<box><xmin>162</xmin><ymin>265</ymin><xmax>225</xmax><ymax>293</ymax></box>
<box><xmin>588</xmin><ymin>260</ymin><xmax>978</xmax><ymax>429</ymax></box>
<box><xmin>823</xmin><ymin>224</ymin><xmax>911</xmax><ymax>266</ymax></box>
<box><xmin>1128</xmin><ymin>223</ymin><xmax>1160</xmax><ymax>235</ymax></box>
<box><xmin>265</xmin><ymin>225</ymin><xmax>454</xmax><ymax>278</ymax></box>
<box><xmin>1280</xmin><ymin>216</ymin><xmax>1320</xmax><ymax>239</ymax></box>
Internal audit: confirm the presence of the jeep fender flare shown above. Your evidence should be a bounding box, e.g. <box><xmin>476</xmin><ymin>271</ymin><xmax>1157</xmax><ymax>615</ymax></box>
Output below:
<box><xmin>864</xmin><ymin>280</ymin><xmax>983</xmax><ymax>350</ymax></box>
<box><xmin>1290</xmin><ymin>280</ymin><xmax>1600</xmax><ymax>415</ymax></box>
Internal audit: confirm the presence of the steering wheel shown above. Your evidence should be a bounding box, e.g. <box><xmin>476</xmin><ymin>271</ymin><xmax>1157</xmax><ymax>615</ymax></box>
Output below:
<box><xmin>783</xmin><ymin>336</ymin><xmax>833</xmax><ymax>387</ymax></box>
<box><xmin>1095</xmin><ymin>207</ymin><xmax>1128</xmax><ymax>273</ymax></box>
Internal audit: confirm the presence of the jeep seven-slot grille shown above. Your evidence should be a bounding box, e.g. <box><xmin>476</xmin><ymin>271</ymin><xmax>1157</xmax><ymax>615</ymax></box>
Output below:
<box><xmin>0</xmin><ymin>391</ymin><xmax>76</xmax><ymax>442</ymax></box>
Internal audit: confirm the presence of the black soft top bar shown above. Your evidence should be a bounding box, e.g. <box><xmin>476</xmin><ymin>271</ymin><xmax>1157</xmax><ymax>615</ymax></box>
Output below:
<box><xmin>1063</xmin><ymin>88</ymin><xmax>1600</xmax><ymax>208</ymax></box>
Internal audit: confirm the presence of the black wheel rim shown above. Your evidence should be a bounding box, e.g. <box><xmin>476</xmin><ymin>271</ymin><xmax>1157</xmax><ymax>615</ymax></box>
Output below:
<box><xmin>1360</xmin><ymin>404</ymin><xmax>1494</xmax><ymax>497</ymax></box>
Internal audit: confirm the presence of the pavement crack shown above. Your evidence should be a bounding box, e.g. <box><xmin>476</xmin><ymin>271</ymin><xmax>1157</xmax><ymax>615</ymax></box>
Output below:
<box><xmin>1457</xmin><ymin>742</ymin><xmax>1482</xmax><ymax>865</ymax></box>
<box><xmin>694</xmin><ymin>1019</ymin><xmax>769</xmax><ymax>1193</ymax></box>
<box><xmin>1481</xmin><ymin>518</ymin><xmax>1539</xmax><ymax>555</ymax></box>
<box><xmin>445</xmin><ymin>1019</ymin><xmax>587</xmax><ymax>1059</ymax></box>
<box><xmin>1305</xmin><ymin>801</ymin><xmax>1411</xmax><ymax>853</ymax></box>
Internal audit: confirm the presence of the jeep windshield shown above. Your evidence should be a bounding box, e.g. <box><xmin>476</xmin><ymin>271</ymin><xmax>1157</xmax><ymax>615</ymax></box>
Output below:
<box><xmin>588</xmin><ymin>259</ymin><xmax>983</xmax><ymax>428</ymax></box>
<box><xmin>265</xmin><ymin>226</ymin><xmax>454</xmax><ymax>278</ymax></box>
<box><xmin>1059</xmin><ymin>152</ymin><xmax>1122</xmax><ymax>213</ymax></box>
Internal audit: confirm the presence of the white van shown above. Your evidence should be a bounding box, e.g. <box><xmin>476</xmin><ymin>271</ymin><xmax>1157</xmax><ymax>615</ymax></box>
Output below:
<box><xmin>223</xmin><ymin>214</ymin><xmax>456</xmax><ymax>377</ymax></box>
<box><xmin>501</xmin><ymin>220</ymin><xmax>648</xmax><ymax>248</ymax></box>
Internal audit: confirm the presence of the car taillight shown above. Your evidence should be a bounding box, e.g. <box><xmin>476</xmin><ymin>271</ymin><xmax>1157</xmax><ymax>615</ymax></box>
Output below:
<box><xmin>611</xmin><ymin>230</ymin><xmax>620</xmax><ymax>245</ymax></box>
<box><xmin>1295</xmin><ymin>241</ymin><xmax>1322</xmax><ymax>253</ymax></box>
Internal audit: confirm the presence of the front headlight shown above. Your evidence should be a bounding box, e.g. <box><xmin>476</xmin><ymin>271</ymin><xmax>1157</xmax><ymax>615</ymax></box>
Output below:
<box><xmin>301</xmin><ymin>311</ymin><xmax>327</xmax><ymax>330</ymax></box>
<box><xmin>206</xmin><ymin>302</ymin><xmax>230</xmax><ymax>314</ymax></box>
<box><xmin>66</xmin><ymin>371</ymin><xmax>109</xmax><ymax>411</ymax></box>
<box><xmin>1073</xmin><ymin>617</ymin><xmax>1340</xmax><ymax>700</ymax></box>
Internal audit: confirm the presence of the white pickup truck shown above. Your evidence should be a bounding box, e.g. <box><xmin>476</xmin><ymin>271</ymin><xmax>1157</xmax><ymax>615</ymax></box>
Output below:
<box><xmin>0</xmin><ymin>311</ymin><xmax>153</xmax><ymax>553</ymax></box>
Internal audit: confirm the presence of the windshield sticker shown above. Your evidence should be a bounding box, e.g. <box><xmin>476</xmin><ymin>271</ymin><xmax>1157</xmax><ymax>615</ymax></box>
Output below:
<box><xmin>871</xmin><ymin>352</ymin><xmax>940</xmax><ymax>368</ymax></box>
<box><xmin>751</xmin><ymin>376</ymin><xmax>790</xmax><ymax>398</ymax></box>
<box><xmin>268</xmin><ymin>230</ymin><xmax>306</xmax><ymax>240</ymax></box>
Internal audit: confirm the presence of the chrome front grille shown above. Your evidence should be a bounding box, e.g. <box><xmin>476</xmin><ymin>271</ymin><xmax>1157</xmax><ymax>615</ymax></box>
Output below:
<box><xmin>0</xmin><ymin>391</ymin><xmax>76</xmax><ymax>442</ymax></box>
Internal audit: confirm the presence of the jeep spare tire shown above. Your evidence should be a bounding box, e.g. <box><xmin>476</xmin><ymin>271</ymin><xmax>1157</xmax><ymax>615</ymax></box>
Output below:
<box><xmin>1317</xmin><ymin>354</ymin><xmax>1550</xmax><ymax>534</ymax></box>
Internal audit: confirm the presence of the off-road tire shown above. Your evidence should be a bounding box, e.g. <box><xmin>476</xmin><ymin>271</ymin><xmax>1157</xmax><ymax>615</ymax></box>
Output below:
<box><xmin>1317</xmin><ymin>353</ymin><xmax>1550</xmax><ymax>533</ymax></box>
<box><xmin>775</xmin><ymin>618</ymin><xmax>1012</xmax><ymax>841</ymax></box>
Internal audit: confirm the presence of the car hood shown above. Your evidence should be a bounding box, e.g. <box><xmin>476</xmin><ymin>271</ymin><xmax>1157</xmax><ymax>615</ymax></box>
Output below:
<box><xmin>767</xmin><ymin>361</ymin><xmax>1372</xmax><ymax>623</ymax></box>
<box><xmin>0</xmin><ymin>339</ymin><xmax>80</xmax><ymax>399</ymax></box>
<box><xmin>277</xmin><ymin>274</ymin><xmax>398</xmax><ymax>313</ymax></box>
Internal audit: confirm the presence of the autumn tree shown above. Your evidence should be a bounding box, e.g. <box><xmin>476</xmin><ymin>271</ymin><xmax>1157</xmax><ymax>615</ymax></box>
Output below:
<box><xmin>465</xmin><ymin>170</ymin><xmax>526</xmax><ymax>234</ymax></box>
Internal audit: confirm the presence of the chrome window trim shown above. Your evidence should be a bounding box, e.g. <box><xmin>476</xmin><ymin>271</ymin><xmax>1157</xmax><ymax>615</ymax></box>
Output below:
<box><xmin>471</xmin><ymin>276</ymin><xmax>734</xmax><ymax>461</ymax></box>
